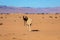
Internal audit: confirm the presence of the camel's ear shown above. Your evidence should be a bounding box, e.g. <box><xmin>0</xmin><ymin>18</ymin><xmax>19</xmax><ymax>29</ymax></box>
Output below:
<box><xmin>23</xmin><ymin>16</ymin><xmax>28</xmax><ymax>19</ymax></box>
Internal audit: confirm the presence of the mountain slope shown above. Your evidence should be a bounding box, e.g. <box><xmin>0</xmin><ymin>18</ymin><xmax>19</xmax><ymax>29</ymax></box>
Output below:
<box><xmin>0</xmin><ymin>6</ymin><xmax>60</xmax><ymax>13</ymax></box>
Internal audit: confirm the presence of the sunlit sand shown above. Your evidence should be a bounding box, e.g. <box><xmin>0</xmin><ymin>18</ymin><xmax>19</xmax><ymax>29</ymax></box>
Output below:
<box><xmin>0</xmin><ymin>13</ymin><xmax>60</xmax><ymax>40</ymax></box>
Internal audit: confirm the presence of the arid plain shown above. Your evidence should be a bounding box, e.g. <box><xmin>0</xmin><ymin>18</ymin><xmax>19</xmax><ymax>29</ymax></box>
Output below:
<box><xmin>0</xmin><ymin>13</ymin><xmax>60</xmax><ymax>40</ymax></box>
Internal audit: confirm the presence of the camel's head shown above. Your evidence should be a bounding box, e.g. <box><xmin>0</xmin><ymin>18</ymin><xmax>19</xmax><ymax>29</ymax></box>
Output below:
<box><xmin>23</xmin><ymin>16</ymin><xmax>28</xmax><ymax>21</ymax></box>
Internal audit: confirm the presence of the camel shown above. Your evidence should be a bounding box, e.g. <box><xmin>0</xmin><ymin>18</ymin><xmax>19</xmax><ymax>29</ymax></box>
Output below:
<box><xmin>23</xmin><ymin>16</ymin><xmax>32</xmax><ymax>31</ymax></box>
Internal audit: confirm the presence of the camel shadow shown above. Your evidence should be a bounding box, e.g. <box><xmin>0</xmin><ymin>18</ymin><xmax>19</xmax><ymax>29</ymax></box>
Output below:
<box><xmin>31</xmin><ymin>29</ymin><xmax>40</xmax><ymax>32</ymax></box>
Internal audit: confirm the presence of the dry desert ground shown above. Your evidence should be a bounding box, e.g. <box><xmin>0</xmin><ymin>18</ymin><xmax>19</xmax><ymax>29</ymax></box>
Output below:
<box><xmin>0</xmin><ymin>13</ymin><xmax>60</xmax><ymax>40</ymax></box>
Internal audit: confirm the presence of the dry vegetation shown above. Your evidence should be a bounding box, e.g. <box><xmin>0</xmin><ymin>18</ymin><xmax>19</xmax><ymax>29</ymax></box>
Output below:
<box><xmin>0</xmin><ymin>23</ymin><xmax>3</xmax><ymax>25</ymax></box>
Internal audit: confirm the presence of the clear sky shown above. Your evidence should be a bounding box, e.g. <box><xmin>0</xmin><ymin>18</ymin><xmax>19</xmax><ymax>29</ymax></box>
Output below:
<box><xmin>0</xmin><ymin>0</ymin><xmax>60</xmax><ymax>8</ymax></box>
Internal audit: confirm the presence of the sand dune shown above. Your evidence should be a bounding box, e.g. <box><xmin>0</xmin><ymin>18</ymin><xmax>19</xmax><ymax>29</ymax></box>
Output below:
<box><xmin>0</xmin><ymin>13</ymin><xmax>60</xmax><ymax>40</ymax></box>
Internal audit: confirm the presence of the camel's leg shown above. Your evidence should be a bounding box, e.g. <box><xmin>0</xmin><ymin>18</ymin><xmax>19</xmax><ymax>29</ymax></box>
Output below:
<box><xmin>28</xmin><ymin>25</ymin><xmax>31</xmax><ymax>31</ymax></box>
<box><xmin>27</xmin><ymin>25</ymin><xmax>31</xmax><ymax>31</ymax></box>
<box><xmin>24</xmin><ymin>21</ymin><xmax>26</xmax><ymax>26</ymax></box>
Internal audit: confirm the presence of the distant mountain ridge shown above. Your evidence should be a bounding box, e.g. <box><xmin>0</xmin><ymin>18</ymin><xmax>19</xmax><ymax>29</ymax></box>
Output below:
<box><xmin>0</xmin><ymin>5</ymin><xmax>60</xmax><ymax>13</ymax></box>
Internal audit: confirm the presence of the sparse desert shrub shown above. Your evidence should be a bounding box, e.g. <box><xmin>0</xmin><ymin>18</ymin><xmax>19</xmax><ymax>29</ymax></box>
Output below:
<box><xmin>12</xmin><ymin>37</ymin><xmax>16</xmax><ymax>39</ymax></box>
<box><xmin>55</xmin><ymin>16</ymin><xmax>58</xmax><ymax>19</ymax></box>
<box><xmin>49</xmin><ymin>16</ymin><xmax>53</xmax><ymax>18</ymax></box>
<box><xmin>0</xmin><ymin>23</ymin><xmax>3</xmax><ymax>25</ymax></box>
<box><xmin>41</xmin><ymin>13</ymin><xmax>44</xmax><ymax>15</ymax></box>
<box><xmin>0</xmin><ymin>13</ymin><xmax>3</xmax><ymax>15</ymax></box>
<box><xmin>6</xmin><ymin>13</ymin><xmax>10</xmax><ymax>15</ymax></box>
<box><xmin>55</xmin><ymin>13</ymin><xmax>59</xmax><ymax>15</ymax></box>
<box><xmin>0</xmin><ymin>17</ymin><xmax>3</xmax><ymax>19</ymax></box>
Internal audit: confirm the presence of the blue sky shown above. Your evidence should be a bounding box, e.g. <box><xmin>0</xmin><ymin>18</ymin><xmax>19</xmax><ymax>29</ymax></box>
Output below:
<box><xmin>0</xmin><ymin>0</ymin><xmax>60</xmax><ymax>8</ymax></box>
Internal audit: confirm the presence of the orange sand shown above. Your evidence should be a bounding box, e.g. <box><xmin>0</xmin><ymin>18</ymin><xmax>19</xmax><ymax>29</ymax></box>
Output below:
<box><xmin>0</xmin><ymin>13</ymin><xmax>60</xmax><ymax>40</ymax></box>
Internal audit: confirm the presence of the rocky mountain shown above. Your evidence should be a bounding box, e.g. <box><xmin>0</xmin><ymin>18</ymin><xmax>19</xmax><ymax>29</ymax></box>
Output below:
<box><xmin>0</xmin><ymin>5</ymin><xmax>60</xmax><ymax>13</ymax></box>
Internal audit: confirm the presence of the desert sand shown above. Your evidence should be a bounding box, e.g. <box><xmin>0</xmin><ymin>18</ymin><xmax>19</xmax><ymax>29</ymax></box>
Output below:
<box><xmin>0</xmin><ymin>13</ymin><xmax>60</xmax><ymax>40</ymax></box>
